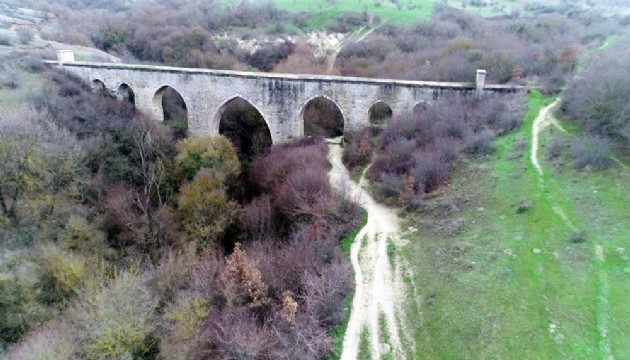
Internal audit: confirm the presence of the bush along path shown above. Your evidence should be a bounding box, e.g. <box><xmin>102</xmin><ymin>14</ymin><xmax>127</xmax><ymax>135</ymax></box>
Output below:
<box><xmin>327</xmin><ymin>142</ymin><xmax>414</xmax><ymax>360</ymax></box>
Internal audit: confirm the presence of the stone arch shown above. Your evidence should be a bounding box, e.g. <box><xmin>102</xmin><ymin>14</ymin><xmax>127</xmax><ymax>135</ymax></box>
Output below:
<box><xmin>91</xmin><ymin>79</ymin><xmax>105</xmax><ymax>94</ymax></box>
<box><xmin>116</xmin><ymin>83</ymin><xmax>135</xmax><ymax>105</ymax></box>
<box><xmin>368</xmin><ymin>100</ymin><xmax>393</xmax><ymax>127</ymax></box>
<box><xmin>213</xmin><ymin>95</ymin><xmax>273</xmax><ymax>158</ymax></box>
<box><xmin>413</xmin><ymin>101</ymin><xmax>429</xmax><ymax>114</ymax></box>
<box><xmin>298</xmin><ymin>95</ymin><xmax>345</xmax><ymax>138</ymax></box>
<box><xmin>151</xmin><ymin>85</ymin><xmax>189</xmax><ymax>135</ymax></box>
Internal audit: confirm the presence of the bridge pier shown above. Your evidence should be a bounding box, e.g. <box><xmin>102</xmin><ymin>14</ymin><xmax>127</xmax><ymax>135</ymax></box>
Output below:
<box><xmin>269</xmin><ymin>106</ymin><xmax>303</xmax><ymax>143</ymax></box>
<box><xmin>345</xmin><ymin>104</ymin><xmax>370</xmax><ymax>133</ymax></box>
<box><xmin>133</xmin><ymin>93</ymin><xmax>154</xmax><ymax>119</ymax></box>
<box><xmin>187</xmin><ymin>102</ymin><xmax>215</xmax><ymax>136</ymax></box>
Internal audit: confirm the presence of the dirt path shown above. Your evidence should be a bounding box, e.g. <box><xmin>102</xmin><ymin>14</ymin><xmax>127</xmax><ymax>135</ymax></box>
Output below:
<box><xmin>531</xmin><ymin>99</ymin><xmax>579</xmax><ymax>229</ymax></box>
<box><xmin>531</xmin><ymin>99</ymin><xmax>560</xmax><ymax>176</ymax></box>
<box><xmin>327</xmin><ymin>143</ymin><xmax>410</xmax><ymax>360</ymax></box>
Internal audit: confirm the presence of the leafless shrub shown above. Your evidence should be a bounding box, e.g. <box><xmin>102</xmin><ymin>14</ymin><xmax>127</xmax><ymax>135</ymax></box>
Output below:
<box><xmin>342</xmin><ymin>128</ymin><xmax>374</xmax><ymax>170</ymax></box>
<box><xmin>273</xmin><ymin>41</ymin><xmax>330</xmax><ymax>75</ymax></box>
<box><xmin>247</xmin><ymin>40</ymin><xmax>295</xmax><ymax>71</ymax></box>
<box><xmin>16</xmin><ymin>28</ymin><xmax>34</xmax><ymax>45</ymax></box>
<box><xmin>241</xmin><ymin>194</ymin><xmax>274</xmax><ymax>241</ymax></box>
<box><xmin>546</xmin><ymin>134</ymin><xmax>565</xmax><ymax>160</ymax></box>
<box><xmin>199</xmin><ymin>308</ymin><xmax>277</xmax><ymax>360</ymax></box>
<box><xmin>22</xmin><ymin>54</ymin><xmax>47</xmax><ymax>72</ymax></box>
<box><xmin>463</xmin><ymin>129</ymin><xmax>495</xmax><ymax>156</ymax></box>
<box><xmin>482</xmin><ymin>97</ymin><xmax>523</xmax><ymax>135</ymax></box>
<box><xmin>430</xmin><ymin>136</ymin><xmax>462</xmax><ymax>163</ymax></box>
<box><xmin>378</xmin><ymin>172</ymin><xmax>404</xmax><ymax>199</ymax></box>
<box><xmin>570</xmin><ymin>136</ymin><xmax>613</xmax><ymax>171</ymax></box>
<box><xmin>248</xmin><ymin>138</ymin><xmax>327</xmax><ymax>194</ymax></box>
<box><xmin>5</xmin><ymin>322</ymin><xmax>76</xmax><ymax>360</ymax></box>
<box><xmin>327</xmin><ymin>11</ymin><xmax>369</xmax><ymax>33</ymax></box>
<box><xmin>0</xmin><ymin>34</ymin><xmax>12</xmax><ymax>46</ymax></box>
<box><xmin>274</xmin><ymin>166</ymin><xmax>330</xmax><ymax>220</ymax></box>
<box><xmin>334</xmin><ymin>4</ymin><xmax>605</xmax><ymax>90</ymax></box>
<box><xmin>411</xmin><ymin>151</ymin><xmax>452</xmax><ymax>193</ymax></box>
<box><xmin>1</xmin><ymin>75</ymin><xmax>18</xmax><ymax>93</ymax></box>
<box><xmin>562</xmin><ymin>43</ymin><xmax>630</xmax><ymax>143</ymax></box>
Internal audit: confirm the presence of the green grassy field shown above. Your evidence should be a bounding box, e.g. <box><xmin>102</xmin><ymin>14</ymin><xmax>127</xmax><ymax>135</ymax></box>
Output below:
<box><xmin>223</xmin><ymin>0</ymin><xmax>439</xmax><ymax>28</ymax></box>
<box><xmin>273</xmin><ymin>0</ymin><xmax>437</xmax><ymax>24</ymax></box>
<box><xmin>0</xmin><ymin>58</ymin><xmax>41</xmax><ymax>109</ymax></box>
<box><xmin>399</xmin><ymin>91</ymin><xmax>630</xmax><ymax>359</ymax></box>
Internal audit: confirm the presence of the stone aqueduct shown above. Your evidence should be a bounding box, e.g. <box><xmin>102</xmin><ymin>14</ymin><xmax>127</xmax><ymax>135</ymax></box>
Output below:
<box><xmin>50</xmin><ymin>50</ymin><xmax>528</xmax><ymax>143</ymax></box>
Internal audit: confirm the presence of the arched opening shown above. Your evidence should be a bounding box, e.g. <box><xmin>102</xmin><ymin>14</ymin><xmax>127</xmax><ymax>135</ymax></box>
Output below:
<box><xmin>216</xmin><ymin>97</ymin><xmax>272</xmax><ymax>161</ymax></box>
<box><xmin>116</xmin><ymin>83</ymin><xmax>135</xmax><ymax>106</ymax></box>
<box><xmin>91</xmin><ymin>79</ymin><xmax>105</xmax><ymax>94</ymax></box>
<box><xmin>413</xmin><ymin>102</ymin><xmax>429</xmax><ymax>115</ymax></box>
<box><xmin>153</xmin><ymin>85</ymin><xmax>188</xmax><ymax>138</ymax></box>
<box><xmin>300</xmin><ymin>96</ymin><xmax>344</xmax><ymax>138</ymax></box>
<box><xmin>368</xmin><ymin>101</ymin><xmax>393</xmax><ymax>127</ymax></box>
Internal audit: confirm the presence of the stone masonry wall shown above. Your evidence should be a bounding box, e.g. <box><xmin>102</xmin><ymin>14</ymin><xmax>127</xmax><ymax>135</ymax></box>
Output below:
<box><xmin>50</xmin><ymin>60</ymin><xmax>526</xmax><ymax>143</ymax></box>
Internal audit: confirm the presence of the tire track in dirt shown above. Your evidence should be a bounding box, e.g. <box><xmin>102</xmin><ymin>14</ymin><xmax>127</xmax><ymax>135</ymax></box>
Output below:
<box><xmin>327</xmin><ymin>142</ymin><xmax>411</xmax><ymax>360</ymax></box>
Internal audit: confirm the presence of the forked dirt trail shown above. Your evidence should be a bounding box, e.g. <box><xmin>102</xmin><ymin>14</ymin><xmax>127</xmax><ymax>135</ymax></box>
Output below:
<box><xmin>530</xmin><ymin>99</ymin><xmax>577</xmax><ymax>228</ymax></box>
<box><xmin>531</xmin><ymin>99</ymin><xmax>560</xmax><ymax>177</ymax></box>
<box><xmin>327</xmin><ymin>143</ymin><xmax>411</xmax><ymax>360</ymax></box>
<box><xmin>530</xmin><ymin>100</ymin><xmax>612</xmax><ymax>359</ymax></box>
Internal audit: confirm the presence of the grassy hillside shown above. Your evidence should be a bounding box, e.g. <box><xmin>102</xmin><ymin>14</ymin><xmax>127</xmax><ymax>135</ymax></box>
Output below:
<box><xmin>398</xmin><ymin>91</ymin><xmax>630</xmax><ymax>358</ymax></box>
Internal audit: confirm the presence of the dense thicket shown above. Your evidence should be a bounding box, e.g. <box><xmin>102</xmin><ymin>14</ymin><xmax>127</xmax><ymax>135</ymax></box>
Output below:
<box><xmin>561</xmin><ymin>42</ymin><xmax>630</xmax><ymax>144</ymax></box>
<box><xmin>350</xmin><ymin>93</ymin><xmax>526</xmax><ymax>207</ymax></box>
<box><xmin>38</xmin><ymin>0</ymin><xmax>295</xmax><ymax>70</ymax></box>
<box><xmin>334</xmin><ymin>4</ymin><xmax>618</xmax><ymax>91</ymax></box>
<box><xmin>1</xmin><ymin>66</ymin><xmax>359</xmax><ymax>359</ymax></box>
